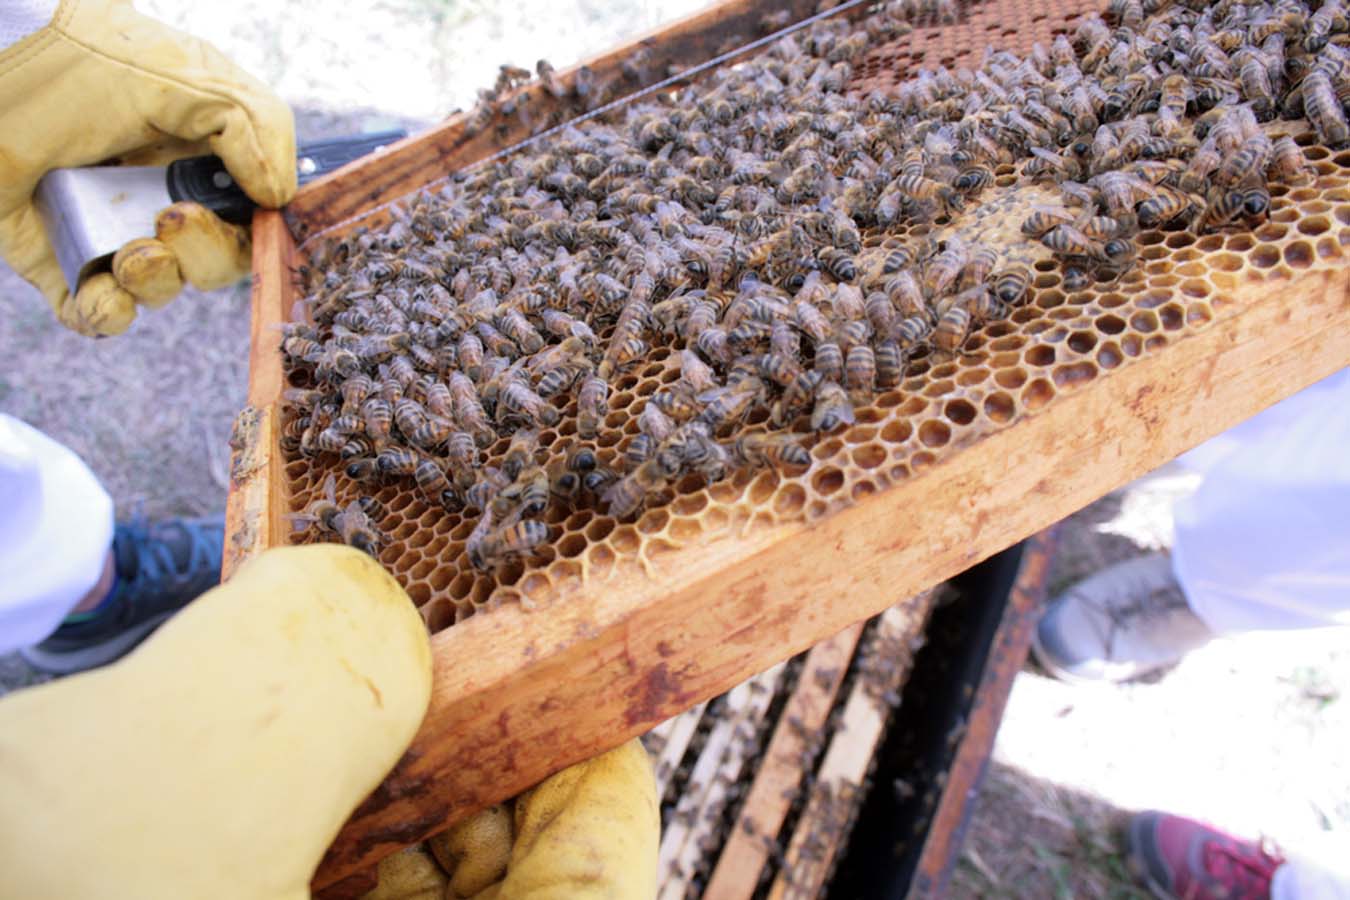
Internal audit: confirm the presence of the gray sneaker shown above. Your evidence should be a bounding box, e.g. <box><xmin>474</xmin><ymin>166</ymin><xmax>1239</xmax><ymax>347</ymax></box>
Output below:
<box><xmin>1031</xmin><ymin>553</ymin><xmax>1214</xmax><ymax>683</ymax></box>
<box><xmin>21</xmin><ymin>514</ymin><xmax>224</xmax><ymax>675</ymax></box>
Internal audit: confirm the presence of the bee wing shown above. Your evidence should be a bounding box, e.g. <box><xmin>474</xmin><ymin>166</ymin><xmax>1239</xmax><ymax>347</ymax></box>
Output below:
<box><xmin>322</xmin><ymin>473</ymin><xmax>337</xmax><ymax>504</ymax></box>
<box><xmin>284</xmin><ymin>512</ymin><xmax>320</xmax><ymax>533</ymax></box>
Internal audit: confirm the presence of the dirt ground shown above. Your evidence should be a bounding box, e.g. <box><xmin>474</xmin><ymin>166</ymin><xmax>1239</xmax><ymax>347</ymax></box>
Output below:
<box><xmin>1</xmin><ymin>2</ymin><xmax>1346</xmax><ymax>896</ymax></box>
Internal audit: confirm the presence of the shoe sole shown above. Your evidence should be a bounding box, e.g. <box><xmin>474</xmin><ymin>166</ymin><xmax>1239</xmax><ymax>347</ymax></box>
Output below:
<box><xmin>19</xmin><ymin>611</ymin><xmax>174</xmax><ymax>676</ymax></box>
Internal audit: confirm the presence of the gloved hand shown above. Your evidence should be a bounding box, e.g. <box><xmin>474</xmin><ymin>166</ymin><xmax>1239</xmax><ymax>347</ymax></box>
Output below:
<box><xmin>365</xmin><ymin>740</ymin><xmax>660</xmax><ymax>899</ymax></box>
<box><xmin>0</xmin><ymin>541</ymin><xmax>660</xmax><ymax>900</ymax></box>
<box><xmin>0</xmin><ymin>0</ymin><xmax>295</xmax><ymax>336</ymax></box>
<box><xmin>0</xmin><ymin>545</ymin><xmax>432</xmax><ymax>900</ymax></box>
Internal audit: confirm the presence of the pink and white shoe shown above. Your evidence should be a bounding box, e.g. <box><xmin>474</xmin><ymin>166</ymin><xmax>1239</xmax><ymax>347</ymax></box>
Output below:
<box><xmin>1128</xmin><ymin>811</ymin><xmax>1283</xmax><ymax>900</ymax></box>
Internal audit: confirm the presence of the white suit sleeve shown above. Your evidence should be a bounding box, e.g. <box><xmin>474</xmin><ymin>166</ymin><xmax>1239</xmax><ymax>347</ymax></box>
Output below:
<box><xmin>1171</xmin><ymin>367</ymin><xmax>1350</xmax><ymax>634</ymax></box>
<box><xmin>0</xmin><ymin>414</ymin><xmax>114</xmax><ymax>651</ymax></box>
<box><xmin>0</xmin><ymin>0</ymin><xmax>58</xmax><ymax>50</ymax></box>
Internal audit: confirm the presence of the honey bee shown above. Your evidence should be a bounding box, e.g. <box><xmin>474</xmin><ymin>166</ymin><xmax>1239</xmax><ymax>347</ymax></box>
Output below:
<box><xmin>865</xmin><ymin>291</ymin><xmax>897</xmax><ymax>335</ymax></box>
<box><xmin>817</xmin><ymin>247</ymin><xmax>857</xmax><ymax>281</ymax></box>
<box><xmin>288</xmin><ymin>474</ymin><xmax>343</xmax><ymax>533</ymax></box>
<box><xmin>414</xmin><ymin>458</ymin><xmax>456</xmax><ymax>508</ymax></box>
<box><xmin>465</xmin><ymin>466</ymin><xmax>508</xmax><ymax>512</ymax></box>
<box><xmin>960</xmin><ymin>246</ymin><xmax>999</xmax><ymax>289</ymax></box>
<box><xmin>933</xmin><ymin>303</ymin><xmax>972</xmax><ymax>352</ymax></box>
<box><xmin>814</xmin><ymin>340</ymin><xmax>844</xmax><ymax>382</ymax></box>
<box><xmin>468</xmin><ymin>520</ymin><xmax>551</xmax><ymax>570</ymax></box>
<box><xmin>875</xmin><ymin>339</ymin><xmax>905</xmax><ymax>388</ymax></box>
<box><xmin>1215</xmin><ymin>134</ymin><xmax>1273</xmax><ymax>187</ymax></box>
<box><xmin>923</xmin><ymin>240</ymin><xmax>968</xmax><ymax>299</ymax></box>
<box><xmin>1136</xmin><ymin>185</ymin><xmax>1201</xmax><ymax>228</ymax></box>
<box><xmin>445</xmin><ymin>431</ymin><xmax>479</xmax><ymax>489</ymax></box>
<box><xmin>678</xmin><ymin>349</ymin><xmax>720</xmax><ymax>393</ymax></box>
<box><xmin>539</xmin><ymin>308</ymin><xmax>597</xmax><ymax>345</ymax></box>
<box><xmin>500</xmin><ymin>464</ymin><xmax>551</xmax><ymax>518</ymax></box>
<box><xmin>1062</xmin><ymin>266</ymin><xmax>1092</xmax><ymax>291</ymax></box>
<box><xmin>1303</xmin><ymin>70</ymin><xmax>1350</xmax><ymax>146</ymax></box>
<box><xmin>458</xmin><ymin>332</ymin><xmax>486</xmax><ymax>381</ymax></box>
<box><xmin>992</xmin><ymin>266</ymin><xmax>1031</xmax><ymax>305</ymax></box>
<box><xmin>811</xmin><ymin>381</ymin><xmax>855</xmax><ymax>432</ymax></box>
<box><xmin>884</xmin><ymin>270</ymin><xmax>927</xmax><ymax>317</ymax></box>
<box><xmin>498</xmin><ymin>378</ymin><xmax>560</xmax><ymax>427</ymax></box>
<box><xmin>1269</xmin><ymin>135</ymin><xmax>1312</xmax><ymax>183</ymax></box>
<box><xmin>793</xmin><ymin>298</ymin><xmax>832</xmax><ymax>343</ymax></box>
<box><xmin>335</xmin><ymin>501</ymin><xmax>386</xmax><ymax>557</ymax></box>
<box><xmin>602</xmin><ymin>458</ymin><xmax>671</xmax><ymax>519</ymax></box>
<box><xmin>734</xmin><ymin>432</ymin><xmax>812</xmax><ymax>469</ymax></box>
<box><xmin>503</xmin><ymin>428</ymin><xmax>539</xmax><ymax>479</ymax></box>
<box><xmin>360</xmin><ymin>397</ymin><xmax>393</xmax><ymax>448</ymax></box>
<box><xmin>449</xmin><ymin>372</ymin><xmax>494</xmax><ymax>446</ymax></box>
<box><xmin>845</xmin><ymin>344</ymin><xmax>876</xmax><ymax>400</ymax></box>
<box><xmin>575</xmin><ymin>375</ymin><xmax>609</xmax><ymax>440</ymax></box>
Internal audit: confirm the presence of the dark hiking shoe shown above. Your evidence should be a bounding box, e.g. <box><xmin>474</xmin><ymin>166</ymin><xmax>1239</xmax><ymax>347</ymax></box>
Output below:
<box><xmin>21</xmin><ymin>514</ymin><xmax>224</xmax><ymax>675</ymax></box>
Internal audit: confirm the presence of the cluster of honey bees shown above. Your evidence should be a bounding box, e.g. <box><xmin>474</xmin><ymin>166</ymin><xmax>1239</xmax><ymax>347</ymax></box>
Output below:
<box><xmin>284</xmin><ymin>0</ymin><xmax>1345</xmax><ymax>572</ymax></box>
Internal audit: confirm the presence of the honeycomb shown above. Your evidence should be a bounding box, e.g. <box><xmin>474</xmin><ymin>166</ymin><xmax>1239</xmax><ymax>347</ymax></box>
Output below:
<box><xmin>275</xmin><ymin>0</ymin><xmax>1350</xmax><ymax>636</ymax></box>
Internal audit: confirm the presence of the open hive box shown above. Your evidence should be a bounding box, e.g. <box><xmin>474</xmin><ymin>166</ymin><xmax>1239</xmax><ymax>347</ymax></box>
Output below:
<box><xmin>225</xmin><ymin>0</ymin><xmax>1350</xmax><ymax>889</ymax></box>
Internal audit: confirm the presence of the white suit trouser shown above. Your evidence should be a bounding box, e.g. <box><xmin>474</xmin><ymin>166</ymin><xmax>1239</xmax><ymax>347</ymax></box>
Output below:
<box><xmin>0</xmin><ymin>414</ymin><xmax>113</xmax><ymax>653</ymax></box>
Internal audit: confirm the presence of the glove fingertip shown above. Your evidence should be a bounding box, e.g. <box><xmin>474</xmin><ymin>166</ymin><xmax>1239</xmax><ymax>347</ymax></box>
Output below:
<box><xmin>69</xmin><ymin>273</ymin><xmax>138</xmax><ymax>336</ymax></box>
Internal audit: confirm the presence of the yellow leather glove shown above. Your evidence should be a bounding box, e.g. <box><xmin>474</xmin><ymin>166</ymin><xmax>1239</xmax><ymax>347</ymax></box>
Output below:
<box><xmin>0</xmin><ymin>545</ymin><xmax>432</xmax><ymax>900</ymax></box>
<box><xmin>0</xmin><ymin>0</ymin><xmax>296</xmax><ymax>336</ymax></box>
<box><xmin>369</xmin><ymin>740</ymin><xmax>660</xmax><ymax>900</ymax></box>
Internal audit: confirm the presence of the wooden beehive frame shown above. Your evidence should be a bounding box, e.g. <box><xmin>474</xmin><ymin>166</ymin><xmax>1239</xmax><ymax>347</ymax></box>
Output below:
<box><xmin>228</xmin><ymin>0</ymin><xmax>1350</xmax><ymax>889</ymax></box>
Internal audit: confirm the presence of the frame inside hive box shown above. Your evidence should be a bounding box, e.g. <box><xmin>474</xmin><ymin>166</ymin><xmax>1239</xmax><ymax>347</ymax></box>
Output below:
<box><xmin>226</xmin><ymin>0</ymin><xmax>1350</xmax><ymax>889</ymax></box>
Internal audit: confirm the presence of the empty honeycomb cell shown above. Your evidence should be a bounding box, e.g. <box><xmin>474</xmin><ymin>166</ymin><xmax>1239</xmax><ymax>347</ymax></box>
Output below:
<box><xmin>1137</xmin><ymin>230</ymin><xmax>1164</xmax><ymax>246</ymax></box>
<box><xmin>806</xmin><ymin>499</ymin><xmax>828</xmax><ymax>519</ymax></box>
<box><xmin>774</xmin><ymin>484</ymin><xmax>806</xmax><ymax>515</ymax></box>
<box><xmin>1186</xmin><ymin>301</ymin><xmax>1215</xmax><ymax>325</ymax></box>
<box><xmin>994</xmin><ymin>365</ymin><xmax>1028</xmax><ymax>389</ymax></box>
<box><xmin>1157</xmin><ymin>303</ymin><xmax>1184</xmax><ymax>332</ymax></box>
<box><xmin>749</xmin><ymin>471</ymin><xmax>779</xmax><ymax>504</ymax></box>
<box><xmin>609</xmin><ymin>525</ymin><xmax>640</xmax><ymax>555</ymax></box>
<box><xmin>956</xmin><ymin>367</ymin><xmax>990</xmax><ymax>387</ymax></box>
<box><xmin>918</xmin><ymin>419</ymin><xmax>951</xmax><ymax>448</ymax></box>
<box><xmin>1052</xmin><ymin>361</ymin><xmax>1097</xmax><ymax>390</ymax></box>
<box><xmin>880</xmin><ymin>420</ymin><xmax>913</xmax><ymax>445</ymax></box>
<box><xmin>846</xmin><ymin>425</ymin><xmax>878</xmax><ymax>444</ymax></box>
<box><xmin>1176</xmin><ymin>261</ymin><xmax>1206</xmax><ymax>277</ymax></box>
<box><xmin>983</xmin><ymin>391</ymin><xmax>1015</xmax><ymax>423</ymax></box>
<box><xmin>666</xmin><ymin>516</ymin><xmax>701</xmax><ymax>544</ymax></box>
<box><xmin>1164</xmin><ymin>232</ymin><xmax>1195</xmax><ymax>250</ymax></box>
<box><xmin>422</xmin><ymin>601</ymin><xmax>455</xmax><ymax>633</ymax></box>
<box><xmin>587</xmin><ymin>543</ymin><xmax>615</xmax><ymax>577</ymax></box>
<box><xmin>1254</xmin><ymin>223</ymin><xmax>1288</xmax><ymax>241</ymax></box>
<box><xmin>930</xmin><ymin>361</ymin><xmax>959</xmax><ymax>378</ymax></box>
<box><xmin>448</xmin><ymin>572</ymin><xmax>474</xmax><ymax>600</ymax></box>
<box><xmin>1096</xmin><ymin>292</ymin><xmax>1128</xmax><ymax>309</ymax></box>
<box><xmin>1035</xmin><ymin>290</ymin><xmax>1066</xmax><ymax>310</ymax></box>
<box><xmin>392</xmin><ymin>522</ymin><xmax>419</xmax><ymax>542</ymax></box>
<box><xmin>1150</xmin><ymin>274</ymin><xmax>1180</xmax><ymax>288</ymax></box>
<box><xmin>556</xmin><ymin>532</ymin><xmax>587</xmax><ymax>558</ymax></box>
<box><xmin>1137</xmin><ymin>289</ymin><xmax>1172</xmax><ymax>309</ymax></box>
<box><xmin>409</xmin><ymin>558</ymin><xmax>436</xmax><ymax>580</ymax></box>
<box><xmin>852</xmin><ymin>480</ymin><xmax>878</xmax><ymax>501</ymax></box>
<box><xmin>1033</xmin><ymin>273</ymin><xmax>1060</xmax><ymax>289</ymax></box>
<box><xmin>1251</xmin><ymin>243</ymin><xmax>1282</xmax><ymax>268</ymax></box>
<box><xmin>1130</xmin><ymin>310</ymin><xmax>1161</xmax><ymax>333</ymax></box>
<box><xmin>671</xmin><ymin>491</ymin><xmax>708</xmax><ymax>516</ymax></box>
<box><xmin>1211</xmin><ymin>252</ymin><xmax>1243</xmax><ymax>272</ymax></box>
<box><xmin>1195</xmin><ymin>235</ymin><xmax>1225</xmax><ymax>253</ymax></box>
<box><xmin>1337</xmin><ymin>206</ymin><xmax>1350</xmax><ymax>226</ymax></box>
<box><xmin>1145</xmin><ymin>260</ymin><xmax>1171</xmax><ymax>277</ymax></box>
<box><xmin>1067</xmin><ymin>330</ymin><xmax>1098</xmax><ymax>354</ymax></box>
<box><xmin>585</xmin><ymin>517</ymin><xmax>615</xmax><ymax>543</ymax></box>
<box><xmin>285</xmin><ymin>461</ymin><xmax>308</xmax><ymax>481</ymax></box>
<box><xmin>1271</xmin><ymin>208</ymin><xmax>1298</xmax><ymax>225</ymax></box>
<box><xmin>638</xmin><ymin>508</ymin><xmax>671</xmax><ymax>535</ymax></box>
<box><xmin>1180</xmin><ymin>278</ymin><xmax>1213</xmax><ymax>299</ymax></box>
<box><xmin>1022</xmin><ymin>377</ymin><xmax>1054</xmax><ymax>410</ymax></box>
<box><xmin>814</xmin><ymin>437</ymin><xmax>844</xmax><ymax>460</ymax></box>
<box><xmin>812</xmin><ymin>467</ymin><xmax>845</xmax><ymax>496</ymax></box>
<box><xmin>1010</xmin><ymin>306</ymin><xmax>1041</xmax><ymax>324</ymax></box>
<box><xmin>1318</xmin><ymin>237</ymin><xmax>1341</xmax><ymax>259</ymax></box>
<box><xmin>1096</xmin><ymin>340</ymin><xmax>1123</xmax><ymax>369</ymax></box>
<box><xmin>1033</xmin><ymin>259</ymin><xmax>1057</xmax><ymax>273</ymax></box>
<box><xmin>922</xmin><ymin>378</ymin><xmax>956</xmax><ymax>398</ymax></box>
<box><xmin>898</xmin><ymin>396</ymin><xmax>930</xmax><ymax>417</ymax></box>
<box><xmin>944</xmin><ymin>398</ymin><xmax>976</xmax><ymax>425</ymax></box>
<box><xmin>1299</xmin><ymin>216</ymin><xmax>1331</xmax><ymax>237</ymax></box>
<box><xmin>1144</xmin><ymin>335</ymin><xmax>1168</xmax><ymax>352</ymax></box>
<box><xmin>1024</xmin><ymin>344</ymin><xmax>1055</xmax><ymax>366</ymax></box>
<box><xmin>1120</xmin><ymin>333</ymin><xmax>1144</xmax><ymax>357</ymax></box>
<box><xmin>875</xmin><ymin>390</ymin><xmax>904</xmax><ymax>408</ymax></box>
<box><xmin>910</xmin><ymin>450</ymin><xmax>936</xmax><ymax>473</ymax></box>
<box><xmin>1284</xmin><ymin>241</ymin><xmax>1314</xmax><ymax>269</ymax></box>
<box><xmin>1139</xmin><ymin>245</ymin><xmax>1168</xmax><ymax>261</ymax></box>
<box><xmin>989</xmin><ymin>334</ymin><xmax>1029</xmax><ymax>352</ymax></box>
